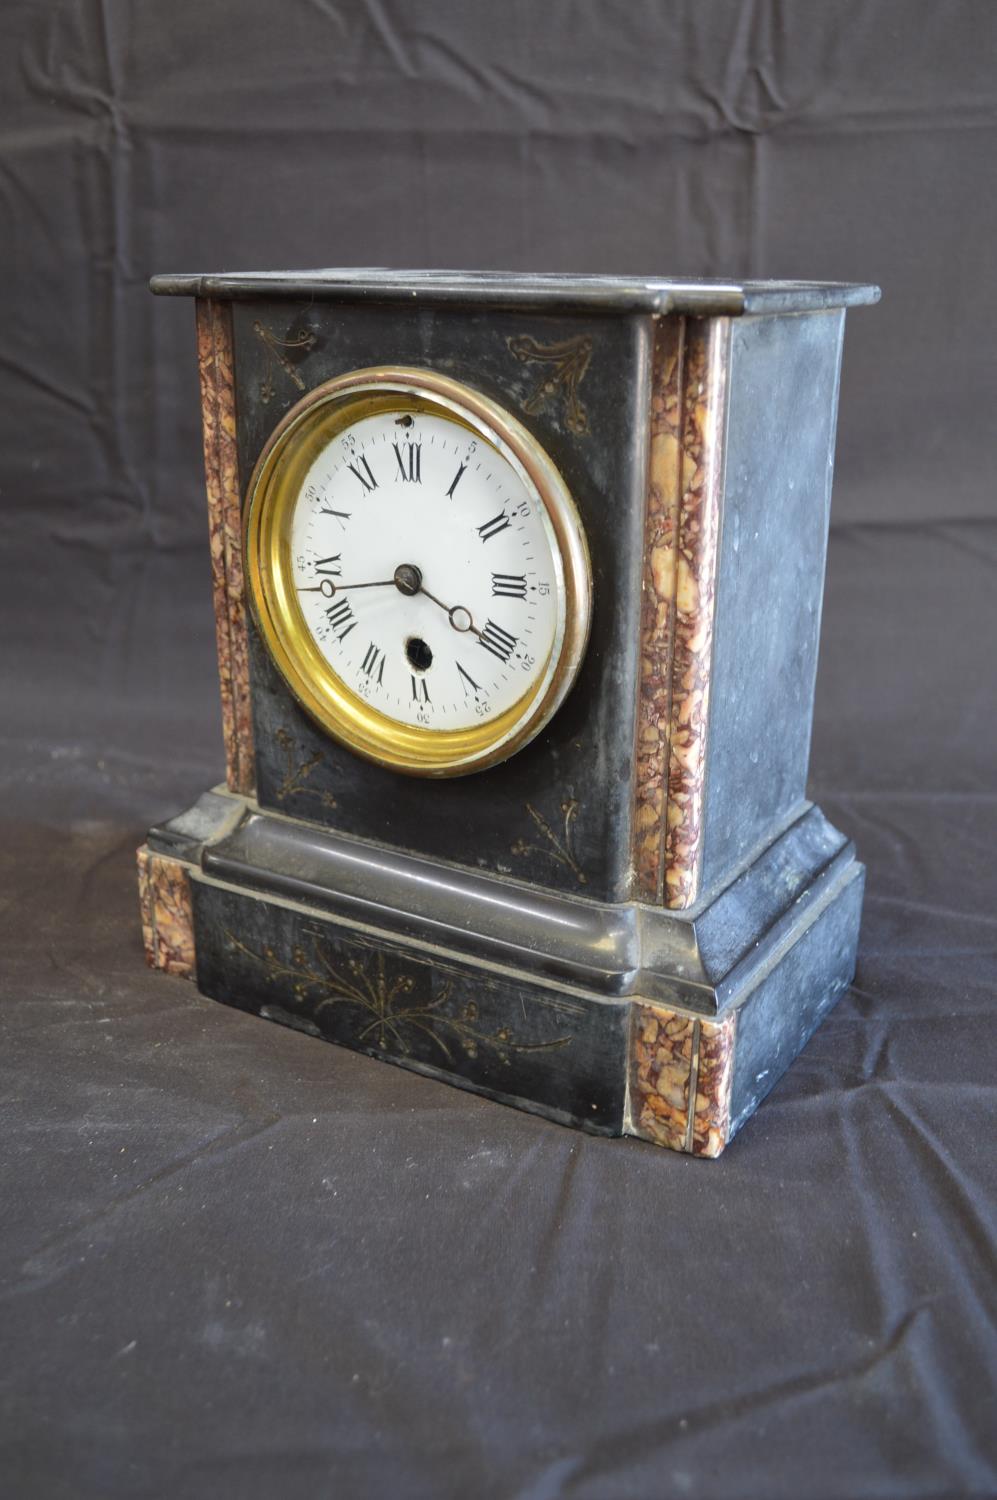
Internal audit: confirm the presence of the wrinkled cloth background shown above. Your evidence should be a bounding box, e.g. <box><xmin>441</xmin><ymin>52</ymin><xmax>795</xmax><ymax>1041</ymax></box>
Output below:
<box><xmin>2</xmin><ymin>3</ymin><xmax>996</xmax><ymax>1497</ymax></box>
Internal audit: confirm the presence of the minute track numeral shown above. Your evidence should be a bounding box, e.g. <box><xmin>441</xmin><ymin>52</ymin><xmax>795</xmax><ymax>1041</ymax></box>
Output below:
<box><xmin>476</xmin><ymin>508</ymin><xmax>511</xmax><ymax>543</ymax></box>
<box><xmin>477</xmin><ymin>619</ymin><xmax>517</xmax><ymax>664</ymax></box>
<box><xmin>346</xmin><ymin>455</ymin><xmax>378</xmax><ymax>493</ymax></box>
<box><xmin>491</xmin><ymin>571</ymin><xmax>527</xmax><ymax>599</ymax></box>
<box><xmin>361</xmin><ymin>641</ymin><xmax>385</xmax><ymax>685</ymax></box>
<box><xmin>325</xmin><ymin>595</ymin><xmax>357</xmax><ymax>642</ymax></box>
<box><xmin>394</xmin><ymin>442</ymin><xmax>421</xmax><ymax>483</ymax></box>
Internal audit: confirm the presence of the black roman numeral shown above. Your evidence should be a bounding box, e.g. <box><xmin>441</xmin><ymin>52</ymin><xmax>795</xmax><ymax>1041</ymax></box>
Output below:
<box><xmin>491</xmin><ymin>571</ymin><xmax>527</xmax><ymax>599</ymax></box>
<box><xmin>325</xmin><ymin>596</ymin><xmax>357</xmax><ymax>641</ymax></box>
<box><xmin>411</xmin><ymin>674</ymin><xmax>431</xmax><ymax>703</ymax></box>
<box><xmin>446</xmin><ymin>463</ymin><xmax>467</xmax><ymax>499</ymax></box>
<box><xmin>394</xmin><ymin>442</ymin><xmax>421</xmax><ymax>483</ymax></box>
<box><xmin>361</xmin><ymin>641</ymin><xmax>385</xmax><ymax>684</ymax></box>
<box><xmin>346</xmin><ymin>456</ymin><xmax>378</xmax><ymax>493</ymax></box>
<box><xmin>319</xmin><ymin>507</ymin><xmax>351</xmax><ymax>528</ymax></box>
<box><xmin>315</xmin><ymin>555</ymin><xmax>342</xmax><ymax>576</ymax></box>
<box><xmin>477</xmin><ymin>619</ymin><xmax>517</xmax><ymax>664</ymax></box>
<box><xmin>477</xmin><ymin>509</ymin><xmax>511</xmax><ymax>543</ymax></box>
<box><xmin>456</xmin><ymin>662</ymin><xmax>481</xmax><ymax>696</ymax></box>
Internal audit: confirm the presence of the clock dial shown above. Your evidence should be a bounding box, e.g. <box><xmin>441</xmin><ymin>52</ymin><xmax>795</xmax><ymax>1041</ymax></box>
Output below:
<box><xmin>245</xmin><ymin>368</ymin><xmax>591</xmax><ymax>776</ymax></box>
<box><xmin>289</xmin><ymin>410</ymin><xmax>560</xmax><ymax>733</ymax></box>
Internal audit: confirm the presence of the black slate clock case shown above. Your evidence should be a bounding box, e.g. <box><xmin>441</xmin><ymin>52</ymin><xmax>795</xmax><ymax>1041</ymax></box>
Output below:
<box><xmin>139</xmin><ymin>270</ymin><xmax>879</xmax><ymax>1157</ymax></box>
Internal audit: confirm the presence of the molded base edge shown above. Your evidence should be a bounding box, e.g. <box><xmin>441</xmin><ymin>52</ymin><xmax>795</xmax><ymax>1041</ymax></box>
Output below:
<box><xmin>137</xmin><ymin>790</ymin><xmax>863</xmax><ymax>1158</ymax></box>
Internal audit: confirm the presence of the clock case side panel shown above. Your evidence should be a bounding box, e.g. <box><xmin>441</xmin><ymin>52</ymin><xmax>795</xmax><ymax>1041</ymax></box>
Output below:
<box><xmin>696</xmin><ymin>309</ymin><xmax>848</xmax><ymax>901</ymax></box>
<box><xmin>232</xmin><ymin>299</ymin><xmax>652</xmax><ymax>903</ymax></box>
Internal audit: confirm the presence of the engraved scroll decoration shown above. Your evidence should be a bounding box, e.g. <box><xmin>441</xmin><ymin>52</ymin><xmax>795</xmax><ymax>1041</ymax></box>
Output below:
<box><xmin>507</xmin><ymin>334</ymin><xmax>593</xmax><ymax>434</ymax></box>
<box><xmin>272</xmin><ymin>726</ymin><xmax>338</xmax><ymax>814</ymax></box>
<box><xmin>253</xmin><ymin>320</ymin><xmax>317</xmax><ymax>404</ymax></box>
<box><xmin>226</xmin><ymin>929</ymin><xmax>578</xmax><ymax>1067</ymax></box>
<box><xmin>511</xmin><ymin>794</ymin><xmax>587</xmax><ymax>886</ymax></box>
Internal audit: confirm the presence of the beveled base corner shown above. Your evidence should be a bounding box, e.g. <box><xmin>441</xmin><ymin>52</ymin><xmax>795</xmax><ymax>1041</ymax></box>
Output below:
<box><xmin>626</xmin><ymin>855</ymin><xmax>863</xmax><ymax>1156</ymax></box>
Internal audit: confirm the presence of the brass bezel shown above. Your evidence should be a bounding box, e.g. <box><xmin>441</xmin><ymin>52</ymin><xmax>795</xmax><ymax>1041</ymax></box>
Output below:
<box><xmin>244</xmin><ymin>366</ymin><xmax>592</xmax><ymax>777</ymax></box>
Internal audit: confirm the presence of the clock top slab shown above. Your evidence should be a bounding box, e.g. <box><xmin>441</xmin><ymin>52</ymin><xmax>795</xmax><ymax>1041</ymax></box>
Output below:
<box><xmin>150</xmin><ymin>267</ymin><xmax>880</xmax><ymax>315</ymax></box>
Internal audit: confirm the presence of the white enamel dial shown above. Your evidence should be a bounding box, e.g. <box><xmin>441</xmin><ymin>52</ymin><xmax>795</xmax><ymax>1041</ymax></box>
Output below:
<box><xmin>288</xmin><ymin>409</ymin><xmax>563</xmax><ymax>732</ymax></box>
<box><xmin>246</xmin><ymin>368</ymin><xmax>591</xmax><ymax>776</ymax></box>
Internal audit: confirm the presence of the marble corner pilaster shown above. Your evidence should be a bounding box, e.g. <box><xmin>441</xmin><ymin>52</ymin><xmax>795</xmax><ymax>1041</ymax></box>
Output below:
<box><xmin>196</xmin><ymin>297</ymin><xmax>254</xmax><ymax>795</ymax></box>
<box><xmin>633</xmin><ymin>315</ymin><xmax>729</xmax><ymax>911</ymax></box>
<box><xmin>136</xmin><ymin>846</ymin><xmax>196</xmax><ymax>980</ymax></box>
<box><xmin>629</xmin><ymin>1000</ymin><xmax>736</xmax><ymax>1158</ymax></box>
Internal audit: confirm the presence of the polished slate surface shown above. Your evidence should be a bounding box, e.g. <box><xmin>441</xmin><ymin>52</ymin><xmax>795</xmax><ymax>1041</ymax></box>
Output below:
<box><xmin>151</xmin><ymin>268</ymin><xmax>881</xmax><ymax>315</ymax></box>
<box><xmin>728</xmin><ymin>862</ymin><xmax>864</xmax><ymax>1133</ymax></box>
<box><xmin>699</xmin><ymin>310</ymin><xmax>845</xmax><ymax>892</ymax></box>
<box><xmin>186</xmin><ymin>844</ymin><xmax>861</xmax><ymax>1145</ymax></box>
<box><xmin>235</xmin><ymin>298</ymin><xmax>652</xmax><ymax>903</ymax></box>
<box><xmin>230</xmin><ymin>295</ymin><xmax>863</xmax><ymax>913</ymax></box>
<box><xmin>142</xmin><ymin>759</ymin><xmax>865</xmax><ymax>1139</ymax></box>
<box><xmin>172</xmin><ymin>795</ymin><xmax>855</xmax><ymax>1011</ymax></box>
<box><xmin>191</xmin><ymin>877</ymin><xmax>630</xmax><ymax>1135</ymax></box>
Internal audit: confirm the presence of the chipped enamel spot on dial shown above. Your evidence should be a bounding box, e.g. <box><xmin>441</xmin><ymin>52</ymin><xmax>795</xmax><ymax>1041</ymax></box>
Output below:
<box><xmin>289</xmin><ymin>410</ymin><xmax>562</xmax><ymax>732</ymax></box>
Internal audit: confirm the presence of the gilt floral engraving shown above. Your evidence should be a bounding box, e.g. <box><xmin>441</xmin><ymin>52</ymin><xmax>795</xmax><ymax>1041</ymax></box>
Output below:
<box><xmin>225</xmin><ymin>930</ymin><xmax>575</xmax><ymax>1066</ymax></box>
<box><xmin>253</xmin><ymin>320</ymin><xmax>317</xmax><ymax>404</ymax></box>
<box><xmin>272</xmin><ymin>727</ymin><xmax>338</xmax><ymax>813</ymax></box>
<box><xmin>507</xmin><ymin>333</ymin><xmax>593</xmax><ymax>434</ymax></box>
<box><xmin>512</xmin><ymin>796</ymin><xmax>587</xmax><ymax>886</ymax></box>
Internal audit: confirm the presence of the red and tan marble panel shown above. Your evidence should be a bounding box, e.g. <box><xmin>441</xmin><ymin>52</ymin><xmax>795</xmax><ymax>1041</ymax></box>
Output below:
<box><xmin>136</xmin><ymin>846</ymin><xmax>196</xmax><ymax>979</ymax></box>
<box><xmin>196</xmin><ymin>298</ymin><xmax>254</xmax><ymax>795</ymax></box>
<box><xmin>629</xmin><ymin>1000</ymin><xmax>736</xmax><ymax>1157</ymax></box>
<box><xmin>634</xmin><ymin>317</ymin><xmax>685</xmax><ymax>902</ymax></box>
<box><xmin>634</xmin><ymin>316</ymin><xmax>729</xmax><ymax>909</ymax></box>
<box><xmin>662</xmin><ymin>319</ymin><xmax>728</xmax><ymax>910</ymax></box>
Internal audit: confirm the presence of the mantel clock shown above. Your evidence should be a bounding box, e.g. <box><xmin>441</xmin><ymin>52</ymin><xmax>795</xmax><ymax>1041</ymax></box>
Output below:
<box><xmin>138</xmin><ymin>269</ymin><xmax>879</xmax><ymax>1157</ymax></box>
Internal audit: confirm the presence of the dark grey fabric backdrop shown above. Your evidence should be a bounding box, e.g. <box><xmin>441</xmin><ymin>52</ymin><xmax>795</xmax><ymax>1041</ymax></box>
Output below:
<box><xmin>2</xmin><ymin>4</ymin><xmax>996</xmax><ymax>1498</ymax></box>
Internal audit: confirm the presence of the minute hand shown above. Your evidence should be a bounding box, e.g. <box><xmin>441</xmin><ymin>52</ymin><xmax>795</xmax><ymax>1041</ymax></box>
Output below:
<box><xmin>297</xmin><ymin>578</ymin><xmax>395</xmax><ymax>594</ymax></box>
